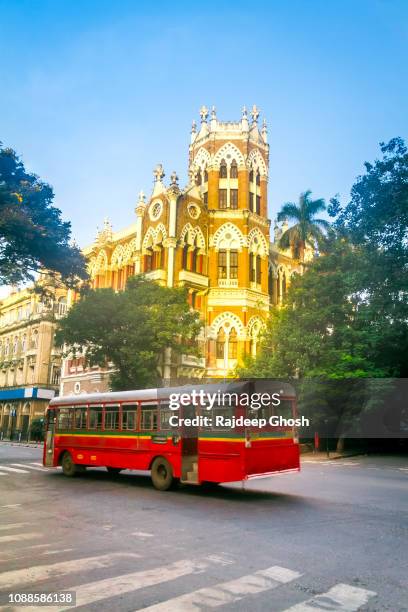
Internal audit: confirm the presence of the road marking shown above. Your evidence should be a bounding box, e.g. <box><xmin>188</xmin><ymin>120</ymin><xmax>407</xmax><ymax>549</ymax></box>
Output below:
<box><xmin>281</xmin><ymin>583</ymin><xmax>376</xmax><ymax>611</ymax></box>
<box><xmin>0</xmin><ymin>466</ymin><xmax>29</xmax><ymax>474</ymax></box>
<box><xmin>0</xmin><ymin>532</ymin><xmax>41</xmax><ymax>544</ymax></box>
<box><xmin>140</xmin><ymin>565</ymin><xmax>301</xmax><ymax>611</ymax></box>
<box><xmin>0</xmin><ymin>552</ymin><xmax>140</xmax><ymax>589</ymax></box>
<box><xmin>42</xmin><ymin>548</ymin><xmax>74</xmax><ymax>556</ymax></box>
<box><xmin>0</xmin><ymin>523</ymin><xmax>27</xmax><ymax>531</ymax></box>
<box><xmin>131</xmin><ymin>530</ymin><xmax>154</xmax><ymax>537</ymax></box>
<box><xmin>30</xmin><ymin>462</ymin><xmax>44</xmax><ymax>467</ymax></box>
<box><xmin>0</xmin><ymin>504</ymin><xmax>21</xmax><ymax>508</ymax></box>
<box><xmin>398</xmin><ymin>467</ymin><xmax>408</xmax><ymax>472</ymax></box>
<box><xmin>10</xmin><ymin>463</ymin><xmax>48</xmax><ymax>472</ymax></box>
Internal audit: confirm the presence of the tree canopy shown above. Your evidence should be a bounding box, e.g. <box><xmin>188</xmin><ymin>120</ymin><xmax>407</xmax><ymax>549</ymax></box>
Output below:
<box><xmin>277</xmin><ymin>190</ymin><xmax>330</xmax><ymax>261</ymax></box>
<box><xmin>56</xmin><ymin>275</ymin><xmax>202</xmax><ymax>390</ymax></box>
<box><xmin>0</xmin><ymin>143</ymin><xmax>87</xmax><ymax>286</ymax></box>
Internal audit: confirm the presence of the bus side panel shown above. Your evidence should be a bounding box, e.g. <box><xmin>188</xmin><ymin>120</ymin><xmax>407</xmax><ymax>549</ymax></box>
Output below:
<box><xmin>53</xmin><ymin>433</ymin><xmax>182</xmax><ymax>476</ymax></box>
<box><xmin>245</xmin><ymin>439</ymin><xmax>300</xmax><ymax>476</ymax></box>
<box><xmin>198</xmin><ymin>439</ymin><xmax>246</xmax><ymax>483</ymax></box>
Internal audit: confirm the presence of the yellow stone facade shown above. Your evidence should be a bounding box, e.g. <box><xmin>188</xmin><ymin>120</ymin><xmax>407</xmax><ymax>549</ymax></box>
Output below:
<box><xmin>61</xmin><ymin>106</ymin><xmax>300</xmax><ymax>394</ymax></box>
<box><xmin>0</xmin><ymin>283</ymin><xmax>68</xmax><ymax>438</ymax></box>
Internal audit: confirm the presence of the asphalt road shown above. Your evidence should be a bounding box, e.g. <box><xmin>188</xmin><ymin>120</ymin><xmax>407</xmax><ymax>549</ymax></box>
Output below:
<box><xmin>0</xmin><ymin>444</ymin><xmax>407</xmax><ymax>612</ymax></box>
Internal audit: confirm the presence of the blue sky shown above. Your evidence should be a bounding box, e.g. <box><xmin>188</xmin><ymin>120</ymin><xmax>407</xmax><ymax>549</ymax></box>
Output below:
<box><xmin>0</xmin><ymin>0</ymin><xmax>407</xmax><ymax>247</ymax></box>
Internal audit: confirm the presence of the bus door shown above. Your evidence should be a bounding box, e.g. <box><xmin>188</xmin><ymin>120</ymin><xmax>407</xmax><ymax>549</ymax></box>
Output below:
<box><xmin>181</xmin><ymin>404</ymin><xmax>198</xmax><ymax>481</ymax></box>
<box><xmin>44</xmin><ymin>408</ymin><xmax>56</xmax><ymax>467</ymax></box>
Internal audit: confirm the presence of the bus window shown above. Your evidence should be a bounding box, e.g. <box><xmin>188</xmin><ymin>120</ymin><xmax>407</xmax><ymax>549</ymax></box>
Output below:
<box><xmin>141</xmin><ymin>404</ymin><xmax>158</xmax><ymax>431</ymax></box>
<box><xmin>89</xmin><ymin>406</ymin><xmax>103</xmax><ymax>430</ymax></box>
<box><xmin>104</xmin><ymin>405</ymin><xmax>120</xmax><ymax>430</ymax></box>
<box><xmin>159</xmin><ymin>404</ymin><xmax>172</xmax><ymax>430</ymax></box>
<box><xmin>212</xmin><ymin>403</ymin><xmax>234</xmax><ymax>431</ymax></box>
<box><xmin>57</xmin><ymin>407</ymin><xmax>72</xmax><ymax>430</ymax></box>
<box><xmin>74</xmin><ymin>407</ymin><xmax>87</xmax><ymax>430</ymax></box>
<box><xmin>122</xmin><ymin>405</ymin><xmax>137</xmax><ymax>430</ymax></box>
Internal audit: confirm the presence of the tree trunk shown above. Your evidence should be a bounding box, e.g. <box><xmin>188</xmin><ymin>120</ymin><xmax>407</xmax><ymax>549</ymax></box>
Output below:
<box><xmin>336</xmin><ymin>436</ymin><xmax>345</xmax><ymax>453</ymax></box>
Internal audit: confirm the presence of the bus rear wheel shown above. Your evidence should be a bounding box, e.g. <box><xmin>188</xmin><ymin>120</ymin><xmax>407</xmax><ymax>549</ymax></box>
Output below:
<box><xmin>61</xmin><ymin>452</ymin><xmax>84</xmax><ymax>477</ymax></box>
<box><xmin>106</xmin><ymin>467</ymin><xmax>122</xmax><ymax>475</ymax></box>
<box><xmin>151</xmin><ymin>457</ymin><xmax>174</xmax><ymax>491</ymax></box>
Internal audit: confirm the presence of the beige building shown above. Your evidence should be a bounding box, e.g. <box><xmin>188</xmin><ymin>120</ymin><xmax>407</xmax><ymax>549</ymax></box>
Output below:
<box><xmin>0</xmin><ymin>283</ymin><xmax>68</xmax><ymax>439</ymax></box>
<box><xmin>61</xmin><ymin>106</ymin><xmax>306</xmax><ymax>396</ymax></box>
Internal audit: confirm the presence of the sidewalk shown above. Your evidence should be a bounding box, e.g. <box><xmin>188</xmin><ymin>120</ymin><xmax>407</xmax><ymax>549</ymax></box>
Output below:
<box><xmin>301</xmin><ymin>451</ymin><xmax>366</xmax><ymax>462</ymax></box>
<box><xmin>0</xmin><ymin>439</ymin><xmax>42</xmax><ymax>448</ymax></box>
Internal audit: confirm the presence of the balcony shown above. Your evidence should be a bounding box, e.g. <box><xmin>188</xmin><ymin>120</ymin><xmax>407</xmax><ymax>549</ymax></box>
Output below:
<box><xmin>180</xmin><ymin>354</ymin><xmax>206</xmax><ymax>368</ymax></box>
<box><xmin>218</xmin><ymin>278</ymin><xmax>238</xmax><ymax>288</ymax></box>
<box><xmin>178</xmin><ymin>270</ymin><xmax>209</xmax><ymax>288</ymax></box>
<box><xmin>144</xmin><ymin>269</ymin><xmax>167</xmax><ymax>283</ymax></box>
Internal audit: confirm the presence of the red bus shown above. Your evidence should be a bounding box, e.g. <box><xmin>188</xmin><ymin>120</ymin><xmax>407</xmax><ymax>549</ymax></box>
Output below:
<box><xmin>43</xmin><ymin>382</ymin><xmax>300</xmax><ymax>490</ymax></box>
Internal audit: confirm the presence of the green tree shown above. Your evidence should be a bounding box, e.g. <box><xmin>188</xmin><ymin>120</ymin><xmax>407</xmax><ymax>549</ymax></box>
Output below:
<box><xmin>0</xmin><ymin>143</ymin><xmax>87</xmax><ymax>286</ymax></box>
<box><xmin>56</xmin><ymin>275</ymin><xmax>202</xmax><ymax>390</ymax></box>
<box><xmin>277</xmin><ymin>190</ymin><xmax>330</xmax><ymax>261</ymax></box>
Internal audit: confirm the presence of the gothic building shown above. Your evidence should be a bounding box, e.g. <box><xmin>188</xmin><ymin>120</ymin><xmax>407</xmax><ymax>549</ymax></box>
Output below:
<box><xmin>61</xmin><ymin>106</ymin><xmax>300</xmax><ymax>395</ymax></box>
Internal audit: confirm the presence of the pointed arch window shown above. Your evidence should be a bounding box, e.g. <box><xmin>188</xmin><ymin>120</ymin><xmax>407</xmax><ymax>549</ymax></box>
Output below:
<box><xmin>228</xmin><ymin>327</ymin><xmax>237</xmax><ymax>359</ymax></box>
<box><xmin>249</xmin><ymin>169</ymin><xmax>254</xmax><ymax>183</ymax></box>
<box><xmin>219</xmin><ymin>159</ymin><xmax>227</xmax><ymax>178</ymax></box>
<box><xmin>230</xmin><ymin>160</ymin><xmax>238</xmax><ymax>178</ymax></box>
<box><xmin>196</xmin><ymin>169</ymin><xmax>202</xmax><ymax>186</ymax></box>
<box><xmin>204</xmin><ymin>168</ymin><xmax>208</xmax><ymax>182</ymax></box>
<box><xmin>182</xmin><ymin>236</ymin><xmax>189</xmax><ymax>270</ymax></box>
<box><xmin>145</xmin><ymin>248</ymin><xmax>153</xmax><ymax>272</ymax></box>
<box><xmin>216</xmin><ymin>328</ymin><xmax>226</xmax><ymax>359</ymax></box>
<box><xmin>256</xmin><ymin>171</ymin><xmax>260</xmax><ymax>186</ymax></box>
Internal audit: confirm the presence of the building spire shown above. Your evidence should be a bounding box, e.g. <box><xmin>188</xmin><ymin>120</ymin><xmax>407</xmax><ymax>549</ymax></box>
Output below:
<box><xmin>210</xmin><ymin>105</ymin><xmax>217</xmax><ymax>131</ymax></box>
<box><xmin>250</xmin><ymin>104</ymin><xmax>260</xmax><ymax>123</ymax></box>
<box><xmin>199</xmin><ymin>105</ymin><xmax>209</xmax><ymax>122</ymax></box>
<box><xmin>191</xmin><ymin>119</ymin><xmax>197</xmax><ymax>143</ymax></box>
<box><xmin>241</xmin><ymin>105</ymin><xmax>249</xmax><ymax>132</ymax></box>
<box><xmin>261</xmin><ymin>117</ymin><xmax>268</xmax><ymax>142</ymax></box>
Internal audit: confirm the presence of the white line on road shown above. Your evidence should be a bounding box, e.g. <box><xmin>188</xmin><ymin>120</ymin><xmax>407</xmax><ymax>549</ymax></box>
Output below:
<box><xmin>10</xmin><ymin>463</ymin><xmax>47</xmax><ymax>472</ymax></box>
<box><xmin>0</xmin><ymin>552</ymin><xmax>140</xmax><ymax>590</ymax></box>
<box><xmin>0</xmin><ymin>523</ymin><xmax>27</xmax><ymax>531</ymax></box>
<box><xmin>41</xmin><ymin>548</ymin><xmax>74</xmax><ymax>556</ymax></box>
<box><xmin>131</xmin><ymin>530</ymin><xmax>154</xmax><ymax>537</ymax></box>
<box><xmin>140</xmin><ymin>565</ymin><xmax>302</xmax><ymax>611</ymax></box>
<box><xmin>0</xmin><ymin>466</ymin><xmax>29</xmax><ymax>474</ymax></box>
<box><xmin>0</xmin><ymin>532</ymin><xmax>42</xmax><ymax>544</ymax></box>
<box><xmin>281</xmin><ymin>583</ymin><xmax>376</xmax><ymax>611</ymax></box>
<box><xmin>0</xmin><ymin>556</ymin><xmax>230</xmax><ymax>612</ymax></box>
<box><xmin>0</xmin><ymin>504</ymin><xmax>21</xmax><ymax>508</ymax></box>
<box><xmin>30</xmin><ymin>462</ymin><xmax>44</xmax><ymax>467</ymax></box>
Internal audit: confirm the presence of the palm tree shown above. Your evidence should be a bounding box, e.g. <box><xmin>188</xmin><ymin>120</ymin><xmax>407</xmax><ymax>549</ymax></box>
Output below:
<box><xmin>277</xmin><ymin>190</ymin><xmax>330</xmax><ymax>263</ymax></box>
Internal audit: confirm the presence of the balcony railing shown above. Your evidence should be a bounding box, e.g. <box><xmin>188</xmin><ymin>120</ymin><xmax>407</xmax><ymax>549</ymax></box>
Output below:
<box><xmin>218</xmin><ymin>278</ymin><xmax>238</xmax><ymax>288</ymax></box>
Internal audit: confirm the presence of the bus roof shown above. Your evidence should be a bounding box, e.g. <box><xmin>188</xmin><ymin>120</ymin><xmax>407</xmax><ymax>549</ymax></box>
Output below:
<box><xmin>49</xmin><ymin>388</ymin><xmax>158</xmax><ymax>406</ymax></box>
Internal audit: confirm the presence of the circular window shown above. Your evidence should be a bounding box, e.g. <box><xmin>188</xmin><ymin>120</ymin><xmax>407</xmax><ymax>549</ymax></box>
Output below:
<box><xmin>187</xmin><ymin>204</ymin><xmax>200</xmax><ymax>219</ymax></box>
<box><xmin>149</xmin><ymin>201</ymin><xmax>163</xmax><ymax>221</ymax></box>
<box><xmin>74</xmin><ymin>382</ymin><xmax>81</xmax><ymax>394</ymax></box>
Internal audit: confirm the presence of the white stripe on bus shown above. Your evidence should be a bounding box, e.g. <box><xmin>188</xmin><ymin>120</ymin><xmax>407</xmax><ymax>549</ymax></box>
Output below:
<box><xmin>140</xmin><ymin>565</ymin><xmax>301</xmax><ymax>611</ymax></box>
<box><xmin>281</xmin><ymin>583</ymin><xmax>376</xmax><ymax>611</ymax></box>
<box><xmin>0</xmin><ymin>552</ymin><xmax>140</xmax><ymax>589</ymax></box>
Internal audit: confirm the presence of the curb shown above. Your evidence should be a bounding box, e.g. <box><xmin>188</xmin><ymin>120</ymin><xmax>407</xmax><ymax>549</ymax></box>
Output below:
<box><xmin>301</xmin><ymin>452</ymin><xmax>366</xmax><ymax>462</ymax></box>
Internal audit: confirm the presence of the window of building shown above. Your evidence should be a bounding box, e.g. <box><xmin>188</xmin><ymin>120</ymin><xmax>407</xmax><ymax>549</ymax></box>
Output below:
<box><xmin>51</xmin><ymin>367</ymin><xmax>61</xmax><ymax>386</ymax></box>
<box><xmin>256</xmin><ymin>195</ymin><xmax>261</xmax><ymax>215</ymax></box>
<box><xmin>145</xmin><ymin>249</ymin><xmax>153</xmax><ymax>272</ymax></box>
<box><xmin>230</xmin><ymin>189</ymin><xmax>238</xmax><ymax>209</ymax></box>
<box><xmin>204</xmin><ymin>169</ymin><xmax>208</xmax><ymax>182</ymax></box>
<box><xmin>256</xmin><ymin>171</ymin><xmax>260</xmax><ymax>186</ymax></box>
<box><xmin>216</xmin><ymin>328</ymin><xmax>226</xmax><ymax>359</ymax></box>
<box><xmin>218</xmin><ymin>250</ymin><xmax>227</xmax><ymax>279</ymax></box>
<box><xmin>21</xmin><ymin>335</ymin><xmax>27</xmax><ymax>352</ymax></box>
<box><xmin>196</xmin><ymin>169</ymin><xmax>202</xmax><ymax>186</ymax></box>
<box><xmin>229</xmin><ymin>250</ymin><xmax>238</xmax><ymax>279</ymax></box>
<box><xmin>219</xmin><ymin>160</ymin><xmax>227</xmax><ymax>178</ymax></box>
<box><xmin>249</xmin><ymin>169</ymin><xmax>254</xmax><ymax>183</ymax></box>
<box><xmin>228</xmin><ymin>328</ymin><xmax>237</xmax><ymax>359</ymax></box>
<box><xmin>249</xmin><ymin>192</ymin><xmax>254</xmax><ymax>212</ymax></box>
<box><xmin>13</xmin><ymin>337</ymin><xmax>18</xmax><ymax>354</ymax></box>
<box><xmin>203</xmin><ymin>191</ymin><xmax>208</xmax><ymax>205</ymax></box>
<box><xmin>256</xmin><ymin>255</ymin><xmax>262</xmax><ymax>283</ymax></box>
<box><xmin>230</xmin><ymin>160</ymin><xmax>238</xmax><ymax>178</ymax></box>
<box><xmin>182</xmin><ymin>238</ymin><xmax>189</xmax><ymax>270</ymax></box>
<box><xmin>219</xmin><ymin>189</ymin><xmax>227</xmax><ymax>209</ymax></box>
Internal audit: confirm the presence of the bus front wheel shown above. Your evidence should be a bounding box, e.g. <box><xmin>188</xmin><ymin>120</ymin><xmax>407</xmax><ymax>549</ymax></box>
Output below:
<box><xmin>61</xmin><ymin>452</ymin><xmax>84</xmax><ymax>477</ymax></box>
<box><xmin>151</xmin><ymin>457</ymin><xmax>174</xmax><ymax>491</ymax></box>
